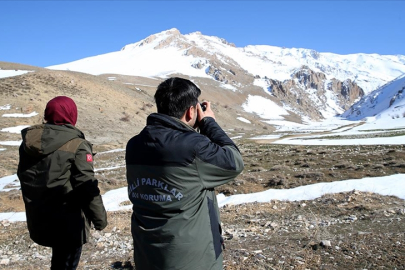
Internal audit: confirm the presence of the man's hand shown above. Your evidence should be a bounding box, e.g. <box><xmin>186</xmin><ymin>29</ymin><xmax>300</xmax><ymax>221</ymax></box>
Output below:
<box><xmin>197</xmin><ymin>101</ymin><xmax>216</xmax><ymax>123</ymax></box>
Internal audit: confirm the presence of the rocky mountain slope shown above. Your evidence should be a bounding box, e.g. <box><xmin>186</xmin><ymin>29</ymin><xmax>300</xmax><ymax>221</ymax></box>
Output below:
<box><xmin>342</xmin><ymin>73</ymin><xmax>405</xmax><ymax>121</ymax></box>
<box><xmin>47</xmin><ymin>28</ymin><xmax>405</xmax><ymax>121</ymax></box>
<box><xmin>264</xmin><ymin>66</ymin><xmax>365</xmax><ymax>119</ymax></box>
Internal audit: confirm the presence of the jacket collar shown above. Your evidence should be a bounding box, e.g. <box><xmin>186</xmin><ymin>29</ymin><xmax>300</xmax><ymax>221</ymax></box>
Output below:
<box><xmin>147</xmin><ymin>113</ymin><xmax>196</xmax><ymax>132</ymax></box>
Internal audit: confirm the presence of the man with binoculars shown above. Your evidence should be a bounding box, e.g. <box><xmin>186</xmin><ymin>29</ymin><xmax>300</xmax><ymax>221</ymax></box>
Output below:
<box><xmin>126</xmin><ymin>77</ymin><xmax>244</xmax><ymax>270</ymax></box>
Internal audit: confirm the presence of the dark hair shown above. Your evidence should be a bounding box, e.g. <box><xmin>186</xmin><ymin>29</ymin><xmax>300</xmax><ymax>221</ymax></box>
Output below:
<box><xmin>154</xmin><ymin>77</ymin><xmax>201</xmax><ymax>118</ymax></box>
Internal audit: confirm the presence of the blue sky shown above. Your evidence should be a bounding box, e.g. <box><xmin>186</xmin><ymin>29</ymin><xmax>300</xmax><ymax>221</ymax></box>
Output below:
<box><xmin>1</xmin><ymin>1</ymin><xmax>404</xmax><ymax>67</ymax></box>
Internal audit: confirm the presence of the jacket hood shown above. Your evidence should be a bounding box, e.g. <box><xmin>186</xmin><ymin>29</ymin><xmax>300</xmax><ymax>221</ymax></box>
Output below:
<box><xmin>21</xmin><ymin>124</ymin><xmax>85</xmax><ymax>157</ymax></box>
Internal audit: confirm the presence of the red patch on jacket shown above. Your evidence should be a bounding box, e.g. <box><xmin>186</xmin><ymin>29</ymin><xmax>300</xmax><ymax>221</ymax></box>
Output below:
<box><xmin>86</xmin><ymin>154</ymin><xmax>93</xmax><ymax>162</ymax></box>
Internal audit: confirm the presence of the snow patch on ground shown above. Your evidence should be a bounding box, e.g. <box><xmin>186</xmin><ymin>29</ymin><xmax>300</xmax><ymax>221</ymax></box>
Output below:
<box><xmin>242</xmin><ymin>95</ymin><xmax>288</xmax><ymax>120</ymax></box>
<box><xmin>0</xmin><ymin>70</ymin><xmax>33</xmax><ymax>79</ymax></box>
<box><xmin>0</xmin><ymin>105</ymin><xmax>11</xmax><ymax>110</ymax></box>
<box><xmin>237</xmin><ymin>117</ymin><xmax>251</xmax><ymax>124</ymax></box>
<box><xmin>2</xmin><ymin>112</ymin><xmax>38</xmax><ymax>118</ymax></box>
<box><xmin>0</xmin><ymin>141</ymin><xmax>22</xmax><ymax>146</ymax></box>
<box><xmin>0</xmin><ymin>126</ymin><xmax>30</xmax><ymax>134</ymax></box>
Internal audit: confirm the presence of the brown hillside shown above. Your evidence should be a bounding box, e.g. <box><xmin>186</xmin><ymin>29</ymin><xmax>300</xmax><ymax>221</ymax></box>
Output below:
<box><xmin>0</xmin><ymin>61</ymin><xmax>276</xmax><ymax>176</ymax></box>
<box><xmin>0</xmin><ymin>63</ymin><xmax>273</xmax><ymax>146</ymax></box>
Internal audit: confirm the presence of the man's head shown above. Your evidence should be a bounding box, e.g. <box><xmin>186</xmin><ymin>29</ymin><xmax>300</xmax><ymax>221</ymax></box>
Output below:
<box><xmin>154</xmin><ymin>77</ymin><xmax>201</xmax><ymax>119</ymax></box>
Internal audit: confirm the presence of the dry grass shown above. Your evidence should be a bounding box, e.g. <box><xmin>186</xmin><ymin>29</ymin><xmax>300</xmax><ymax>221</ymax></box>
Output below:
<box><xmin>221</xmin><ymin>191</ymin><xmax>405</xmax><ymax>269</ymax></box>
<box><xmin>217</xmin><ymin>143</ymin><xmax>405</xmax><ymax>196</ymax></box>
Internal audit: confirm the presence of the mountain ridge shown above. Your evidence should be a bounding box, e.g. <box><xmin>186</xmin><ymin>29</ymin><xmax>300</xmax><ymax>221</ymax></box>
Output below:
<box><xmin>48</xmin><ymin>28</ymin><xmax>405</xmax><ymax>93</ymax></box>
<box><xmin>3</xmin><ymin>28</ymin><xmax>405</xmax><ymax>127</ymax></box>
<box><xmin>45</xmin><ymin>28</ymin><xmax>405</xmax><ymax>123</ymax></box>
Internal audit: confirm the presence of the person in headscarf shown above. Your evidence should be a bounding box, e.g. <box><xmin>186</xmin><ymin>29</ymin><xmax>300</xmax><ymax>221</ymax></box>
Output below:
<box><xmin>18</xmin><ymin>96</ymin><xmax>108</xmax><ymax>270</ymax></box>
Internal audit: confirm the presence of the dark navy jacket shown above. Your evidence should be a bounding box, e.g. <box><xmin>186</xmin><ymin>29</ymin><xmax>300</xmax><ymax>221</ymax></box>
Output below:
<box><xmin>126</xmin><ymin>113</ymin><xmax>244</xmax><ymax>270</ymax></box>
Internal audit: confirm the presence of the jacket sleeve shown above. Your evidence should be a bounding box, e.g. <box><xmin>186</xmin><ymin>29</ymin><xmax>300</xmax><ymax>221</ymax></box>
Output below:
<box><xmin>71</xmin><ymin>140</ymin><xmax>108</xmax><ymax>230</ymax></box>
<box><xmin>196</xmin><ymin>117</ymin><xmax>244</xmax><ymax>189</ymax></box>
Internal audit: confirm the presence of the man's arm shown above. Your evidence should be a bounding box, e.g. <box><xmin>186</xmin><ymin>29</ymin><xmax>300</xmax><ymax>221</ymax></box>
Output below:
<box><xmin>196</xmin><ymin>107</ymin><xmax>244</xmax><ymax>189</ymax></box>
<box><xmin>197</xmin><ymin>101</ymin><xmax>239</xmax><ymax>150</ymax></box>
<box><xmin>199</xmin><ymin>116</ymin><xmax>240</xmax><ymax>151</ymax></box>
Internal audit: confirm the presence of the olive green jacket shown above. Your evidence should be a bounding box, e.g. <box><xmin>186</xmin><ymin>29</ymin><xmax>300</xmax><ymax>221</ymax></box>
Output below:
<box><xmin>17</xmin><ymin>124</ymin><xmax>107</xmax><ymax>247</ymax></box>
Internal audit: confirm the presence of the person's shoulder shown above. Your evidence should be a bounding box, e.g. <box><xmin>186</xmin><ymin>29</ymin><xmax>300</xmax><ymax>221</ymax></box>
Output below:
<box><xmin>58</xmin><ymin>137</ymin><xmax>88</xmax><ymax>154</ymax></box>
<box><xmin>126</xmin><ymin>132</ymin><xmax>145</xmax><ymax>150</ymax></box>
<box><xmin>183</xmin><ymin>130</ymin><xmax>209</xmax><ymax>146</ymax></box>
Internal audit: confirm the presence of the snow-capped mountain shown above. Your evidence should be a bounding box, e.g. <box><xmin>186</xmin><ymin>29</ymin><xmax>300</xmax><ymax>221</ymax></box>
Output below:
<box><xmin>47</xmin><ymin>28</ymin><xmax>405</xmax><ymax>122</ymax></box>
<box><xmin>48</xmin><ymin>28</ymin><xmax>405</xmax><ymax>93</ymax></box>
<box><xmin>342</xmin><ymin>73</ymin><xmax>405</xmax><ymax>122</ymax></box>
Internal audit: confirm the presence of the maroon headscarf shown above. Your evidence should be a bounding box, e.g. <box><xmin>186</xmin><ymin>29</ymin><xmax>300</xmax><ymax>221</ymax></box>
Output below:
<box><xmin>44</xmin><ymin>96</ymin><xmax>78</xmax><ymax>126</ymax></box>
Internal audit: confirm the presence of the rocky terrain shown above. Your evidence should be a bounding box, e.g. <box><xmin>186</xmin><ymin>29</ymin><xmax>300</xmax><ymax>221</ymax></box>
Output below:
<box><xmin>1</xmin><ymin>62</ymin><xmax>405</xmax><ymax>269</ymax></box>
<box><xmin>267</xmin><ymin>67</ymin><xmax>365</xmax><ymax>119</ymax></box>
<box><xmin>1</xmin><ymin>141</ymin><xmax>405</xmax><ymax>269</ymax></box>
<box><xmin>1</xmin><ymin>190</ymin><xmax>405</xmax><ymax>270</ymax></box>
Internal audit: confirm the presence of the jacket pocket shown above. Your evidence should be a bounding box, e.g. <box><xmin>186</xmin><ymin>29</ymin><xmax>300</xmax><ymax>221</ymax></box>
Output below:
<box><xmin>207</xmin><ymin>197</ymin><xmax>222</xmax><ymax>259</ymax></box>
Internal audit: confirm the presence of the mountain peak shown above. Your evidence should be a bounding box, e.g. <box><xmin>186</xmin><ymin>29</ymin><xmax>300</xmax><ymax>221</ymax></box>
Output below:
<box><xmin>156</xmin><ymin>28</ymin><xmax>181</xmax><ymax>37</ymax></box>
<box><xmin>121</xmin><ymin>28</ymin><xmax>182</xmax><ymax>51</ymax></box>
